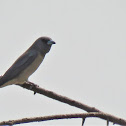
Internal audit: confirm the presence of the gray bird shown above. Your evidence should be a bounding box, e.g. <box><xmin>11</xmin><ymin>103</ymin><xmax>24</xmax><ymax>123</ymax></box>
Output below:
<box><xmin>0</xmin><ymin>36</ymin><xmax>55</xmax><ymax>88</ymax></box>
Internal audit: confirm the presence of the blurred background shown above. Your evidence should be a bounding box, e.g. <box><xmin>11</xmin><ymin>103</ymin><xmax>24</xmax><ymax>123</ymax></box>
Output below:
<box><xmin>0</xmin><ymin>0</ymin><xmax>126</xmax><ymax>125</ymax></box>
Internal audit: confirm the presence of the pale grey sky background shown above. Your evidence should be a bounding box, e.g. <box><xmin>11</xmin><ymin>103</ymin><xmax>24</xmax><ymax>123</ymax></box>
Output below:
<box><xmin>0</xmin><ymin>0</ymin><xmax>126</xmax><ymax>126</ymax></box>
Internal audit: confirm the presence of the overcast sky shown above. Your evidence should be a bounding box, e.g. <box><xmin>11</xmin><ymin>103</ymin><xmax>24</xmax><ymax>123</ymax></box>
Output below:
<box><xmin>0</xmin><ymin>0</ymin><xmax>126</xmax><ymax>126</ymax></box>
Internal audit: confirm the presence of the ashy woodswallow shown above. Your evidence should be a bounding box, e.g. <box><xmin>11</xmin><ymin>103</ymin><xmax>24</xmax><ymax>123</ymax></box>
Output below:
<box><xmin>0</xmin><ymin>36</ymin><xmax>55</xmax><ymax>88</ymax></box>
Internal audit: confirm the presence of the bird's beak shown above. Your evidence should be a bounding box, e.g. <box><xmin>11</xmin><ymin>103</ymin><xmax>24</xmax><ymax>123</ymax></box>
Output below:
<box><xmin>47</xmin><ymin>40</ymin><xmax>56</xmax><ymax>45</ymax></box>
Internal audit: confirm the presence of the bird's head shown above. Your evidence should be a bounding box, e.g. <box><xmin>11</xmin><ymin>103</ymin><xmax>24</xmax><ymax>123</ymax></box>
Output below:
<box><xmin>34</xmin><ymin>36</ymin><xmax>56</xmax><ymax>54</ymax></box>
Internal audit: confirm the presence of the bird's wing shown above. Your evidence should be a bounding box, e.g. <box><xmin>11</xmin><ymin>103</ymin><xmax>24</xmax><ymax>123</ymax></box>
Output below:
<box><xmin>2</xmin><ymin>50</ymin><xmax>38</xmax><ymax>82</ymax></box>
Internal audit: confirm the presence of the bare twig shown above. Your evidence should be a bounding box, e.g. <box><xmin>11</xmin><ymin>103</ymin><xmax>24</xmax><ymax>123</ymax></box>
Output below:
<box><xmin>19</xmin><ymin>81</ymin><xmax>101</xmax><ymax>112</ymax></box>
<box><xmin>0</xmin><ymin>112</ymin><xmax>125</xmax><ymax>125</ymax></box>
<box><xmin>107</xmin><ymin>118</ymin><xmax>109</xmax><ymax>126</ymax></box>
<box><xmin>82</xmin><ymin>118</ymin><xmax>85</xmax><ymax>126</ymax></box>
<box><xmin>15</xmin><ymin>81</ymin><xmax>126</xmax><ymax>125</ymax></box>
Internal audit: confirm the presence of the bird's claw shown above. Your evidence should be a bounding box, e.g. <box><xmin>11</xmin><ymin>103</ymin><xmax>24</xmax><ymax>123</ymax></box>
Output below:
<box><xmin>25</xmin><ymin>81</ymin><xmax>39</xmax><ymax>95</ymax></box>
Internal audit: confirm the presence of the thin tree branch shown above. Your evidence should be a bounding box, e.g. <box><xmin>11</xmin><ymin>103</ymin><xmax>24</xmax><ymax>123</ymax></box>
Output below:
<box><xmin>19</xmin><ymin>82</ymin><xmax>101</xmax><ymax>112</ymax></box>
<box><xmin>82</xmin><ymin>118</ymin><xmax>85</xmax><ymax>126</ymax></box>
<box><xmin>15</xmin><ymin>81</ymin><xmax>126</xmax><ymax>125</ymax></box>
<box><xmin>0</xmin><ymin>112</ymin><xmax>125</xmax><ymax>125</ymax></box>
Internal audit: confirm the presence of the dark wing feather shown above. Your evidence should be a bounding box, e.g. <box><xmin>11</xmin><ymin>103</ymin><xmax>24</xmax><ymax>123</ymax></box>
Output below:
<box><xmin>2</xmin><ymin>49</ymin><xmax>38</xmax><ymax>83</ymax></box>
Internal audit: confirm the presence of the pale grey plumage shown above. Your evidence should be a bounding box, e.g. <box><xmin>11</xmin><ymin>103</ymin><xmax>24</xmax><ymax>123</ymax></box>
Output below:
<box><xmin>0</xmin><ymin>36</ymin><xmax>55</xmax><ymax>88</ymax></box>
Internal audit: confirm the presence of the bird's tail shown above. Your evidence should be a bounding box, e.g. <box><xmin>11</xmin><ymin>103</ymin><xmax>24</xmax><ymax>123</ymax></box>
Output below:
<box><xmin>0</xmin><ymin>76</ymin><xmax>7</xmax><ymax>88</ymax></box>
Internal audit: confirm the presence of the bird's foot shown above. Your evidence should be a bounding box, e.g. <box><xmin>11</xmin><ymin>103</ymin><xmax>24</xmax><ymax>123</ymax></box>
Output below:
<box><xmin>25</xmin><ymin>81</ymin><xmax>39</xmax><ymax>88</ymax></box>
<box><xmin>25</xmin><ymin>81</ymin><xmax>39</xmax><ymax>95</ymax></box>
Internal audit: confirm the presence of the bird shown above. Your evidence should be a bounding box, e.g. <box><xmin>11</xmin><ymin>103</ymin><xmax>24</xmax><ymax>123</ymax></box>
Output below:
<box><xmin>0</xmin><ymin>36</ymin><xmax>55</xmax><ymax>88</ymax></box>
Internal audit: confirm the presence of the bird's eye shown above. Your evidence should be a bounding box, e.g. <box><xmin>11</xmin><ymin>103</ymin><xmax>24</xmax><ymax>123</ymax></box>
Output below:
<box><xmin>42</xmin><ymin>38</ymin><xmax>51</xmax><ymax>43</ymax></box>
<box><xmin>42</xmin><ymin>38</ymin><xmax>46</xmax><ymax>41</ymax></box>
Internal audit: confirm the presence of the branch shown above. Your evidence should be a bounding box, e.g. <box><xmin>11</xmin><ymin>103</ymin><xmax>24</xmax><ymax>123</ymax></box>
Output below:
<box><xmin>19</xmin><ymin>82</ymin><xmax>101</xmax><ymax>112</ymax></box>
<box><xmin>15</xmin><ymin>82</ymin><xmax>126</xmax><ymax>125</ymax></box>
<box><xmin>0</xmin><ymin>112</ymin><xmax>124</xmax><ymax>125</ymax></box>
